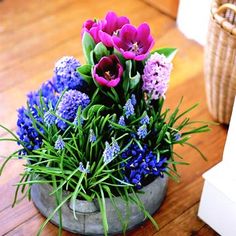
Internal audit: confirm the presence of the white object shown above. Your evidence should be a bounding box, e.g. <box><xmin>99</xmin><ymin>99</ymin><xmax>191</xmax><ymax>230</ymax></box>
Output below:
<box><xmin>198</xmin><ymin>97</ymin><xmax>236</xmax><ymax>235</ymax></box>
<box><xmin>198</xmin><ymin>162</ymin><xmax>236</xmax><ymax>236</ymax></box>
<box><xmin>177</xmin><ymin>0</ymin><xmax>212</xmax><ymax>45</ymax></box>
<box><xmin>222</xmin><ymin>97</ymin><xmax>236</xmax><ymax>163</ymax></box>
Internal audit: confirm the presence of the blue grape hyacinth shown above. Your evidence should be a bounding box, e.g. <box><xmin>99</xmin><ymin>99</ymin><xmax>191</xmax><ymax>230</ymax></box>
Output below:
<box><xmin>56</xmin><ymin>90</ymin><xmax>90</xmax><ymax>130</ymax></box>
<box><xmin>53</xmin><ymin>56</ymin><xmax>87</xmax><ymax>92</ymax></box>
<box><xmin>121</xmin><ymin>144</ymin><xmax>168</xmax><ymax>189</ymax></box>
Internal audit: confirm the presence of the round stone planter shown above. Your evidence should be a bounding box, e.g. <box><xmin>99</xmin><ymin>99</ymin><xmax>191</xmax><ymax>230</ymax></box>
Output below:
<box><xmin>31</xmin><ymin>175</ymin><xmax>168</xmax><ymax>235</ymax></box>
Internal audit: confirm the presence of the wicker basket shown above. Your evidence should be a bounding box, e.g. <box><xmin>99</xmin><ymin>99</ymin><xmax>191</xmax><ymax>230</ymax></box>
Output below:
<box><xmin>205</xmin><ymin>0</ymin><xmax>236</xmax><ymax>124</ymax></box>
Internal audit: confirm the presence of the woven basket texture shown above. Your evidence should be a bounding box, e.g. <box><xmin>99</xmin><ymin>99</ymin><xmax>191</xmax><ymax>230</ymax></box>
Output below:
<box><xmin>205</xmin><ymin>0</ymin><xmax>236</xmax><ymax>124</ymax></box>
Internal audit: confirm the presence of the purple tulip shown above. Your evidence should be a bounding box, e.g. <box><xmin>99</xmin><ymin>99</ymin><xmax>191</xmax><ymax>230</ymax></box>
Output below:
<box><xmin>99</xmin><ymin>12</ymin><xmax>130</xmax><ymax>47</ymax></box>
<box><xmin>112</xmin><ymin>23</ymin><xmax>154</xmax><ymax>61</ymax></box>
<box><xmin>82</xmin><ymin>19</ymin><xmax>102</xmax><ymax>43</ymax></box>
<box><xmin>93</xmin><ymin>55</ymin><xmax>123</xmax><ymax>87</ymax></box>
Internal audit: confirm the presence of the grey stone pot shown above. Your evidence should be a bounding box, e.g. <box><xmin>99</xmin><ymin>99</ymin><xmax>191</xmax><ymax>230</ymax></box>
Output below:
<box><xmin>31</xmin><ymin>175</ymin><xmax>168</xmax><ymax>235</ymax></box>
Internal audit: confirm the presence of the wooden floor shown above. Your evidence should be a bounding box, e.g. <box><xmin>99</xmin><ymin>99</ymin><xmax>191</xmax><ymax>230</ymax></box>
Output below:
<box><xmin>0</xmin><ymin>0</ymin><xmax>226</xmax><ymax>235</ymax></box>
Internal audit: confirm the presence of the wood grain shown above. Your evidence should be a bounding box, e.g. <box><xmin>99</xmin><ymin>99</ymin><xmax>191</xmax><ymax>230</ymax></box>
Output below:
<box><xmin>0</xmin><ymin>0</ymin><xmax>224</xmax><ymax>235</ymax></box>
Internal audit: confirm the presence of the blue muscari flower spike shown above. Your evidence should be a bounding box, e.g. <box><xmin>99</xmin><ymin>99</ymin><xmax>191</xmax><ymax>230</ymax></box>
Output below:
<box><xmin>140</xmin><ymin>114</ymin><xmax>150</xmax><ymax>125</ymax></box>
<box><xmin>103</xmin><ymin>142</ymin><xmax>114</xmax><ymax>164</ymax></box>
<box><xmin>89</xmin><ymin>129</ymin><xmax>96</xmax><ymax>143</ymax></box>
<box><xmin>79</xmin><ymin>162</ymin><xmax>90</xmax><ymax>173</ymax></box>
<box><xmin>121</xmin><ymin>143</ymin><xmax>168</xmax><ymax>189</ymax></box>
<box><xmin>118</xmin><ymin>116</ymin><xmax>126</xmax><ymax>126</ymax></box>
<box><xmin>131</xmin><ymin>94</ymin><xmax>137</xmax><ymax>106</ymax></box>
<box><xmin>124</xmin><ymin>99</ymin><xmax>134</xmax><ymax>118</ymax></box>
<box><xmin>55</xmin><ymin>135</ymin><xmax>65</xmax><ymax>150</ymax></box>
<box><xmin>137</xmin><ymin>125</ymin><xmax>147</xmax><ymax>139</ymax></box>
<box><xmin>111</xmin><ymin>138</ymin><xmax>120</xmax><ymax>155</ymax></box>
<box><xmin>174</xmin><ymin>132</ymin><xmax>181</xmax><ymax>141</ymax></box>
<box><xmin>44</xmin><ymin>109</ymin><xmax>56</xmax><ymax>127</ymax></box>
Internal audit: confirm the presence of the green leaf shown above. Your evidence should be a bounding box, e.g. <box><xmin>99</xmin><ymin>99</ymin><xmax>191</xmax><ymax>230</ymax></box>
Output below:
<box><xmin>93</xmin><ymin>42</ymin><xmax>109</xmax><ymax>62</ymax></box>
<box><xmin>82</xmin><ymin>32</ymin><xmax>96</xmax><ymax>64</ymax></box>
<box><xmin>151</xmin><ymin>47</ymin><xmax>178</xmax><ymax>61</ymax></box>
<box><xmin>77</xmin><ymin>64</ymin><xmax>93</xmax><ymax>85</ymax></box>
<box><xmin>124</xmin><ymin>60</ymin><xmax>140</xmax><ymax>90</ymax></box>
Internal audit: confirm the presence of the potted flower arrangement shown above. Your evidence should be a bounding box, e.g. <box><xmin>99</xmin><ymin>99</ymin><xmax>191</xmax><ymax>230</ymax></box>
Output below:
<box><xmin>0</xmin><ymin>12</ymin><xmax>210</xmax><ymax>236</ymax></box>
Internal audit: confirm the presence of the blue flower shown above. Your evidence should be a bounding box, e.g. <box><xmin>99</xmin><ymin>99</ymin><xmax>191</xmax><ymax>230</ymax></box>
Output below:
<box><xmin>55</xmin><ymin>136</ymin><xmax>65</xmax><ymax>150</ymax></box>
<box><xmin>89</xmin><ymin>129</ymin><xmax>96</xmax><ymax>143</ymax></box>
<box><xmin>53</xmin><ymin>56</ymin><xmax>87</xmax><ymax>92</ymax></box>
<box><xmin>17</xmin><ymin>81</ymin><xmax>58</xmax><ymax>155</ymax></box>
<box><xmin>56</xmin><ymin>90</ymin><xmax>90</xmax><ymax>130</ymax></box>
<box><xmin>118</xmin><ymin>116</ymin><xmax>126</xmax><ymax>126</ymax></box>
<box><xmin>111</xmin><ymin>138</ymin><xmax>120</xmax><ymax>155</ymax></box>
<box><xmin>174</xmin><ymin>132</ymin><xmax>181</xmax><ymax>141</ymax></box>
<box><xmin>121</xmin><ymin>144</ymin><xmax>168</xmax><ymax>189</ymax></box>
<box><xmin>123</xmin><ymin>99</ymin><xmax>134</xmax><ymax>118</ymax></box>
<box><xmin>131</xmin><ymin>94</ymin><xmax>137</xmax><ymax>106</ymax></box>
<box><xmin>79</xmin><ymin>162</ymin><xmax>90</xmax><ymax>173</ymax></box>
<box><xmin>44</xmin><ymin>110</ymin><xmax>56</xmax><ymax>127</ymax></box>
<box><xmin>137</xmin><ymin>125</ymin><xmax>147</xmax><ymax>139</ymax></box>
<box><xmin>103</xmin><ymin>139</ymin><xmax>120</xmax><ymax>165</ymax></box>
<box><xmin>103</xmin><ymin>142</ymin><xmax>114</xmax><ymax>164</ymax></box>
<box><xmin>140</xmin><ymin>114</ymin><xmax>150</xmax><ymax>125</ymax></box>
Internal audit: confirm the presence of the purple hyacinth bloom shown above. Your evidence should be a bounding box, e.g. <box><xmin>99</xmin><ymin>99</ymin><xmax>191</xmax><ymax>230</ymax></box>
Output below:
<box><xmin>44</xmin><ymin>110</ymin><xmax>56</xmax><ymax>127</ymax></box>
<box><xmin>55</xmin><ymin>136</ymin><xmax>65</xmax><ymax>150</ymax></box>
<box><xmin>142</xmin><ymin>52</ymin><xmax>172</xmax><ymax>100</ymax></box>
<box><xmin>137</xmin><ymin>125</ymin><xmax>147</xmax><ymax>139</ymax></box>
<box><xmin>140</xmin><ymin>114</ymin><xmax>150</xmax><ymax>125</ymax></box>
<box><xmin>93</xmin><ymin>55</ymin><xmax>123</xmax><ymax>87</ymax></box>
<box><xmin>53</xmin><ymin>56</ymin><xmax>87</xmax><ymax>93</ymax></box>
<box><xmin>56</xmin><ymin>90</ymin><xmax>90</xmax><ymax>130</ymax></box>
<box><xmin>118</xmin><ymin>116</ymin><xmax>126</xmax><ymax>126</ymax></box>
<box><xmin>99</xmin><ymin>11</ymin><xmax>130</xmax><ymax>47</ymax></box>
<box><xmin>124</xmin><ymin>99</ymin><xmax>134</xmax><ymax>118</ymax></box>
<box><xmin>112</xmin><ymin>23</ymin><xmax>154</xmax><ymax>61</ymax></box>
<box><xmin>82</xmin><ymin>19</ymin><xmax>102</xmax><ymax>43</ymax></box>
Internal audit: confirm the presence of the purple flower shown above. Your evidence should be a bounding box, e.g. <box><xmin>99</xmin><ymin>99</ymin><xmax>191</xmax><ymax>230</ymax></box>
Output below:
<box><xmin>142</xmin><ymin>52</ymin><xmax>172</xmax><ymax>100</ymax></box>
<box><xmin>79</xmin><ymin>162</ymin><xmax>90</xmax><ymax>174</ymax></box>
<box><xmin>137</xmin><ymin>125</ymin><xmax>147</xmax><ymax>139</ymax></box>
<box><xmin>103</xmin><ymin>142</ymin><xmax>115</xmax><ymax>164</ymax></box>
<box><xmin>44</xmin><ymin>110</ymin><xmax>56</xmax><ymax>127</ymax></box>
<box><xmin>93</xmin><ymin>55</ymin><xmax>123</xmax><ymax>87</ymax></box>
<box><xmin>99</xmin><ymin>11</ymin><xmax>130</xmax><ymax>47</ymax></box>
<box><xmin>56</xmin><ymin>90</ymin><xmax>90</xmax><ymax>130</ymax></box>
<box><xmin>118</xmin><ymin>116</ymin><xmax>126</xmax><ymax>126</ymax></box>
<box><xmin>121</xmin><ymin>144</ymin><xmax>168</xmax><ymax>189</ymax></box>
<box><xmin>140</xmin><ymin>114</ymin><xmax>150</xmax><ymax>125</ymax></box>
<box><xmin>53</xmin><ymin>56</ymin><xmax>87</xmax><ymax>93</ymax></box>
<box><xmin>123</xmin><ymin>99</ymin><xmax>134</xmax><ymax>118</ymax></box>
<box><xmin>131</xmin><ymin>94</ymin><xmax>137</xmax><ymax>106</ymax></box>
<box><xmin>89</xmin><ymin>129</ymin><xmax>96</xmax><ymax>143</ymax></box>
<box><xmin>55</xmin><ymin>136</ymin><xmax>65</xmax><ymax>150</ymax></box>
<box><xmin>112</xmin><ymin>23</ymin><xmax>154</xmax><ymax>61</ymax></box>
<box><xmin>82</xmin><ymin>19</ymin><xmax>102</xmax><ymax>43</ymax></box>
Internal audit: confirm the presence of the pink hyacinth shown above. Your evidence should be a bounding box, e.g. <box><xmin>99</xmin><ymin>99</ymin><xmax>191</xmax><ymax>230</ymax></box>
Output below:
<box><xmin>142</xmin><ymin>53</ymin><xmax>172</xmax><ymax>100</ymax></box>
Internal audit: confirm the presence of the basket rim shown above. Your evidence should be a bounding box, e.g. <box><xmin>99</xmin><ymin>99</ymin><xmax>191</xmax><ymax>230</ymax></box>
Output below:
<box><xmin>211</xmin><ymin>1</ymin><xmax>236</xmax><ymax>35</ymax></box>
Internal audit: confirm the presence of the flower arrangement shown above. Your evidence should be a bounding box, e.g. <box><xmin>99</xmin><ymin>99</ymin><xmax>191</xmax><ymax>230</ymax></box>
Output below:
<box><xmin>0</xmin><ymin>11</ymin><xmax>210</xmax><ymax>236</ymax></box>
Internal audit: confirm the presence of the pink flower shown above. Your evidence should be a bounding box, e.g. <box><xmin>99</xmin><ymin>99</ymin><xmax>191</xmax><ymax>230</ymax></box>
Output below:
<box><xmin>99</xmin><ymin>12</ymin><xmax>130</xmax><ymax>47</ymax></box>
<box><xmin>93</xmin><ymin>55</ymin><xmax>123</xmax><ymax>87</ymax></box>
<box><xmin>112</xmin><ymin>23</ymin><xmax>154</xmax><ymax>61</ymax></box>
<box><xmin>82</xmin><ymin>19</ymin><xmax>102</xmax><ymax>43</ymax></box>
